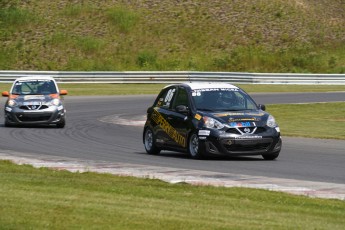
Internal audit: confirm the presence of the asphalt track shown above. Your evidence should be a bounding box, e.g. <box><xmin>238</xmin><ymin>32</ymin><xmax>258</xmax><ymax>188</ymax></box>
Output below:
<box><xmin>1</xmin><ymin>92</ymin><xmax>345</xmax><ymax>199</ymax></box>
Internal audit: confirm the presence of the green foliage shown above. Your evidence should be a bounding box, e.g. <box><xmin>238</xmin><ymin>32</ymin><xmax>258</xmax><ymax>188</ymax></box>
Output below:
<box><xmin>136</xmin><ymin>50</ymin><xmax>157</xmax><ymax>68</ymax></box>
<box><xmin>62</xmin><ymin>4</ymin><xmax>94</xmax><ymax>17</ymax></box>
<box><xmin>75</xmin><ymin>36</ymin><xmax>105</xmax><ymax>54</ymax></box>
<box><xmin>106</xmin><ymin>6</ymin><xmax>139</xmax><ymax>33</ymax></box>
<box><xmin>0</xmin><ymin>1</ymin><xmax>344</xmax><ymax>72</ymax></box>
<box><xmin>0</xmin><ymin>7</ymin><xmax>34</xmax><ymax>27</ymax></box>
<box><xmin>0</xmin><ymin>0</ymin><xmax>19</xmax><ymax>8</ymax></box>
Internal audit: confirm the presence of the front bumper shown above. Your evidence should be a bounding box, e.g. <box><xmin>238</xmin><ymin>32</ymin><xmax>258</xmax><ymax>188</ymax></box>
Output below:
<box><xmin>198</xmin><ymin>129</ymin><xmax>282</xmax><ymax>156</ymax></box>
<box><xmin>4</xmin><ymin>106</ymin><xmax>65</xmax><ymax>126</ymax></box>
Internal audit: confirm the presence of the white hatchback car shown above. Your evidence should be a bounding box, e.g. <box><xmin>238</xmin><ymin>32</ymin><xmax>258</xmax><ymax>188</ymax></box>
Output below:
<box><xmin>2</xmin><ymin>76</ymin><xmax>68</xmax><ymax>128</ymax></box>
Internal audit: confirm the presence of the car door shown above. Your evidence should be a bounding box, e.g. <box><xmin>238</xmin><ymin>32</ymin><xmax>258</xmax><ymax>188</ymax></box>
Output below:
<box><xmin>151</xmin><ymin>86</ymin><xmax>177</xmax><ymax>147</ymax></box>
<box><xmin>165</xmin><ymin>86</ymin><xmax>192</xmax><ymax>149</ymax></box>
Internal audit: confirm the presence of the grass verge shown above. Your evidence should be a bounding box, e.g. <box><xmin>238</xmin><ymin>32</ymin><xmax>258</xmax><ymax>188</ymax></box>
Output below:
<box><xmin>267</xmin><ymin>102</ymin><xmax>345</xmax><ymax>140</ymax></box>
<box><xmin>1</xmin><ymin>83</ymin><xmax>344</xmax><ymax>96</ymax></box>
<box><xmin>0</xmin><ymin>160</ymin><xmax>344</xmax><ymax>229</ymax></box>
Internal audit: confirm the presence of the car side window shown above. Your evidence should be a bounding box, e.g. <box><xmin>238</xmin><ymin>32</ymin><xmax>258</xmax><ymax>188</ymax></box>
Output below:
<box><xmin>155</xmin><ymin>87</ymin><xmax>176</xmax><ymax>109</ymax></box>
<box><xmin>234</xmin><ymin>91</ymin><xmax>256</xmax><ymax>109</ymax></box>
<box><xmin>172</xmin><ymin>88</ymin><xmax>189</xmax><ymax>109</ymax></box>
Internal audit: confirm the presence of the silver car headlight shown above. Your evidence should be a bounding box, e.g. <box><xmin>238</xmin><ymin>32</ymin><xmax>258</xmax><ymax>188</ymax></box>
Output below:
<box><xmin>203</xmin><ymin>116</ymin><xmax>224</xmax><ymax>129</ymax></box>
<box><xmin>8</xmin><ymin>99</ymin><xmax>17</xmax><ymax>107</ymax></box>
<box><xmin>50</xmin><ymin>98</ymin><xmax>60</xmax><ymax>106</ymax></box>
<box><xmin>266</xmin><ymin>115</ymin><xmax>277</xmax><ymax>128</ymax></box>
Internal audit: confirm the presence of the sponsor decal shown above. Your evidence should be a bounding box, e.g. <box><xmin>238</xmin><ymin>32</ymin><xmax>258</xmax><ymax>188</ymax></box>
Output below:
<box><xmin>151</xmin><ymin>109</ymin><xmax>186</xmax><ymax>147</ymax></box>
<box><xmin>215</xmin><ymin>112</ymin><xmax>265</xmax><ymax>117</ymax></box>
<box><xmin>192</xmin><ymin>88</ymin><xmax>238</xmax><ymax>97</ymax></box>
<box><xmin>5</xmin><ymin>107</ymin><xmax>12</xmax><ymax>112</ymax></box>
<box><xmin>234</xmin><ymin>136</ymin><xmax>262</xmax><ymax>139</ymax></box>
<box><xmin>198</xmin><ymin>130</ymin><xmax>210</xmax><ymax>136</ymax></box>
<box><xmin>194</xmin><ymin>113</ymin><xmax>202</xmax><ymax>120</ymax></box>
<box><xmin>229</xmin><ymin>122</ymin><xmax>252</xmax><ymax>127</ymax></box>
<box><xmin>228</xmin><ymin>117</ymin><xmax>260</xmax><ymax>122</ymax></box>
<box><xmin>24</xmin><ymin>95</ymin><xmax>45</xmax><ymax>101</ymax></box>
<box><xmin>23</xmin><ymin>101</ymin><xmax>42</xmax><ymax>106</ymax></box>
<box><xmin>275</xmin><ymin>127</ymin><xmax>280</xmax><ymax>133</ymax></box>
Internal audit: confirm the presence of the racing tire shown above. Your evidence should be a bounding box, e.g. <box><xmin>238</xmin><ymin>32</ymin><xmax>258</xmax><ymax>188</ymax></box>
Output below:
<box><xmin>4</xmin><ymin>118</ymin><xmax>14</xmax><ymax>127</ymax></box>
<box><xmin>188</xmin><ymin>133</ymin><xmax>204</xmax><ymax>159</ymax></box>
<box><xmin>4</xmin><ymin>120</ymin><xmax>13</xmax><ymax>127</ymax></box>
<box><xmin>144</xmin><ymin>128</ymin><xmax>161</xmax><ymax>155</ymax></box>
<box><xmin>56</xmin><ymin>118</ymin><xmax>66</xmax><ymax>128</ymax></box>
<box><xmin>262</xmin><ymin>151</ymin><xmax>280</xmax><ymax>160</ymax></box>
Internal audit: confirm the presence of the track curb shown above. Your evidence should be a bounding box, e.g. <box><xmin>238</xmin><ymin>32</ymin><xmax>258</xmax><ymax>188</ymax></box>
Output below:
<box><xmin>1</xmin><ymin>151</ymin><xmax>344</xmax><ymax>201</ymax></box>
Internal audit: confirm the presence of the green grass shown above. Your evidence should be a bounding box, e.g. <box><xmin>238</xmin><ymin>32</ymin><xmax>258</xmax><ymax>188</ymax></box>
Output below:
<box><xmin>0</xmin><ymin>160</ymin><xmax>344</xmax><ymax>229</ymax></box>
<box><xmin>267</xmin><ymin>102</ymin><xmax>345</xmax><ymax>140</ymax></box>
<box><xmin>2</xmin><ymin>83</ymin><xmax>344</xmax><ymax>96</ymax></box>
<box><xmin>0</xmin><ymin>1</ymin><xmax>344</xmax><ymax>72</ymax></box>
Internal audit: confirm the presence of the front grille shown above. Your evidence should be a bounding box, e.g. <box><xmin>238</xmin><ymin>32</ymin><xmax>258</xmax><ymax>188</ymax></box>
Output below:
<box><xmin>222</xmin><ymin>138</ymin><xmax>273</xmax><ymax>153</ymax></box>
<box><xmin>226</xmin><ymin>128</ymin><xmax>241</xmax><ymax>134</ymax></box>
<box><xmin>227</xmin><ymin>127</ymin><xmax>267</xmax><ymax>135</ymax></box>
<box><xmin>16</xmin><ymin>114</ymin><xmax>52</xmax><ymax>122</ymax></box>
<box><xmin>225</xmin><ymin>143</ymin><xmax>271</xmax><ymax>152</ymax></box>
<box><xmin>254</xmin><ymin>127</ymin><xmax>266</xmax><ymax>134</ymax></box>
<box><xmin>19</xmin><ymin>105</ymin><xmax>49</xmax><ymax>110</ymax></box>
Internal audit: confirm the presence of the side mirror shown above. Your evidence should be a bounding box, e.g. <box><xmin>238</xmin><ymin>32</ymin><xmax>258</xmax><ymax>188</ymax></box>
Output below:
<box><xmin>2</xmin><ymin>91</ymin><xmax>9</xmax><ymax>97</ymax></box>
<box><xmin>147</xmin><ymin>107</ymin><xmax>153</xmax><ymax>114</ymax></box>
<box><xmin>176</xmin><ymin>105</ymin><xmax>189</xmax><ymax>114</ymax></box>
<box><xmin>258</xmin><ymin>104</ymin><xmax>266</xmax><ymax>111</ymax></box>
<box><xmin>60</xmin><ymin>89</ymin><xmax>68</xmax><ymax>95</ymax></box>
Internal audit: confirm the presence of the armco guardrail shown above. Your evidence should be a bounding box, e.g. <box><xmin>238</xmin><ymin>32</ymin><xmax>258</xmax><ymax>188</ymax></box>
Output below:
<box><xmin>0</xmin><ymin>71</ymin><xmax>344</xmax><ymax>84</ymax></box>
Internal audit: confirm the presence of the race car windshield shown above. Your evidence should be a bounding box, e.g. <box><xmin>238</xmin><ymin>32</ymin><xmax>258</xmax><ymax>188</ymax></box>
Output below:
<box><xmin>192</xmin><ymin>88</ymin><xmax>258</xmax><ymax>111</ymax></box>
<box><xmin>11</xmin><ymin>80</ymin><xmax>58</xmax><ymax>95</ymax></box>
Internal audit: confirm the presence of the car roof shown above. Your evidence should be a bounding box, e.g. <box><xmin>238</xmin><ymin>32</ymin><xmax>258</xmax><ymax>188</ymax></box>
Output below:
<box><xmin>182</xmin><ymin>82</ymin><xmax>239</xmax><ymax>90</ymax></box>
<box><xmin>14</xmin><ymin>76</ymin><xmax>56</xmax><ymax>82</ymax></box>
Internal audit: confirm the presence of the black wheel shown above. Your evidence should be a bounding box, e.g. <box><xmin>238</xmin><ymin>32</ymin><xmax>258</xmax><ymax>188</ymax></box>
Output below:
<box><xmin>4</xmin><ymin>119</ymin><xmax>13</xmax><ymax>127</ymax></box>
<box><xmin>56</xmin><ymin>118</ymin><xmax>65</xmax><ymax>128</ymax></box>
<box><xmin>262</xmin><ymin>151</ymin><xmax>280</xmax><ymax>160</ymax></box>
<box><xmin>188</xmin><ymin>133</ymin><xmax>204</xmax><ymax>159</ymax></box>
<box><xmin>144</xmin><ymin>128</ymin><xmax>161</xmax><ymax>155</ymax></box>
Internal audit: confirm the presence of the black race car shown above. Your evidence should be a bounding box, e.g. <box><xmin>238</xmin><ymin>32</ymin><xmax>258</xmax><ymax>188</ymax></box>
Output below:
<box><xmin>2</xmin><ymin>76</ymin><xmax>68</xmax><ymax>128</ymax></box>
<box><xmin>143</xmin><ymin>82</ymin><xmax>282</xmax><ymax>160</ymax></box>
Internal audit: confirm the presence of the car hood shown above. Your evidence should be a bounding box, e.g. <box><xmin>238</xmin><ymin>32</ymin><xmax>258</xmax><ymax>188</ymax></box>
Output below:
<box><xmin>202</xmin><ymin>110</ymin><xmax>269</xmax><ymax>125</ymax></box>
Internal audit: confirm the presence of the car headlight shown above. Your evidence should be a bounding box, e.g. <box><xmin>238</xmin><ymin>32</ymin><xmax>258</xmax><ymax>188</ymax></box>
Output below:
<box><xmin>203</xmin><ymin>116</ymin><xmax>224</xmax><ymax>129</ymax></box>
<box><xmin>50</xmin><ymin>98</ymin><xmax>60</xmax><ymax>106</ymax></box>
<box><xmin>7</xmin><ymin>99</ymin><xmax>17</xmax><ymax>107</ymax></box>
<box><xmin>266</xmin><ymin>115</ymin><xmax>277</xmax><ymax>128</ymax></box>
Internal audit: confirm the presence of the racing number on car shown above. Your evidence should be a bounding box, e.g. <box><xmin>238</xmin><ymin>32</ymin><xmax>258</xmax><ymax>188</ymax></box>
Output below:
<box><xmin>164</xmin><ymin>88</ymin><xmax>175</xmax><ymax>107</ymax></box>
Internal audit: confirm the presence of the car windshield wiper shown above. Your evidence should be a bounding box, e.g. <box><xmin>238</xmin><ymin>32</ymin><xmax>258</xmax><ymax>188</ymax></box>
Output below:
<box><xmin>218</xmin><ymin>109</ymin><xmax>252</xmax><ymax>111</ymax></box>
<box><xmin>197</xmin><ymin>108</ymin><xmax>214</xmax><ymax>111</ymax></box>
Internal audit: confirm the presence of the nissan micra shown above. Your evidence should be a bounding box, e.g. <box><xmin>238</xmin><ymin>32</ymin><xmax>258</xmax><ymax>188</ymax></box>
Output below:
<box><xmin>2</xmin><ymin>76</ymin><xmax>68</xmax><ymax>128</ymax></box>
<box><xmin>143</xmin><ymin>82</ymin><xmax>282</xmax><ymax>160</ymax></box>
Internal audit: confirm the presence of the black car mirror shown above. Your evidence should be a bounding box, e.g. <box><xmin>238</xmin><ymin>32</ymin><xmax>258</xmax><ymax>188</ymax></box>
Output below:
<box><xmin>176</xmin><ymin>105</ymin><xmax>189</xmax><ymax>114</ymax></box>
<box><xmin>147</xmin><ymin>107</ymin><xmax>153</xmax><ymax>113</ymax></box>
<box><xmin>258</xmin><ymin>104</ymin><xmax>266</xmax><ymax>111</ymax></box>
